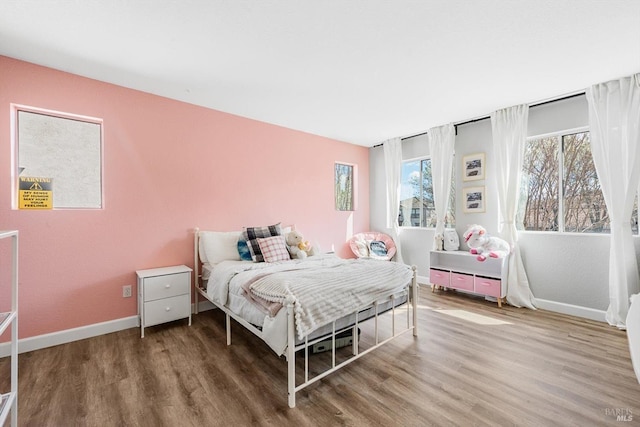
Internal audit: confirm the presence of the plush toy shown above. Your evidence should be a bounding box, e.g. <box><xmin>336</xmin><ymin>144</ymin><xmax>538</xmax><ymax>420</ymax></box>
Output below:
<box><xmin>285</xmin><ymin>231</ymin><xmax>316</xmax><ymax>259</ymax></box>
<box><xmin>434</xmin><ymin>233</ymin><xmax>444</xmax><ymax>251</ymax></box>
<box><xmin>463</xmin><ymin>224</ymin><xmax>510</xmax><ymax>262</ymax></box>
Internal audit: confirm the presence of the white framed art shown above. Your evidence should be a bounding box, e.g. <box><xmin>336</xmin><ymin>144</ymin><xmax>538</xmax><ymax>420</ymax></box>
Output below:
<box><xmin>463</xmin><ymin>186</ymin><xmax>485</xmax><ymax>213</ymax></box>
<box><xmin>462</xmin><ymin>152</ymin><xmax>485</xmax><ymax>181</ymax></box>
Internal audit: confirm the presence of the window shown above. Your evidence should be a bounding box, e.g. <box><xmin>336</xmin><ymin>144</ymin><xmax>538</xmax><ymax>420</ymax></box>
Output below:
<box><xmin>14</xmin><ymin>105</ymin><xmax>103</xmax><ymax>209</ymax></box>
<box><xmin>399</xmin><ymin>158</ymin><xmax>455</xmax><ymax>228</ymax></box>
<box><xmin>520</xmin><ymin>129</ymin><xmax>611</xmax><ymax>233</ymax></box>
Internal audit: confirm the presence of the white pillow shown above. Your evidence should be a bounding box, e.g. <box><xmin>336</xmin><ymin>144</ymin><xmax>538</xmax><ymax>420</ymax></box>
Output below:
<box><xmin>199</xmin><ymin>231</ymin><xmax>241</xmax><ymax>264</ymax></box>
<box><xmin>281</xmin><ymin>225</ymin><xmax>293</xmax><ymax>236</ymax></box>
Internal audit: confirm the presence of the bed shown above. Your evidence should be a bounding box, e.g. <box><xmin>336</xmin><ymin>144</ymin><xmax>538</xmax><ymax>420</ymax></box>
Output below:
<box><xmin>193</xmin><ymin>226</ymin><xmax>418</xmax><ymax>407</ymax></box>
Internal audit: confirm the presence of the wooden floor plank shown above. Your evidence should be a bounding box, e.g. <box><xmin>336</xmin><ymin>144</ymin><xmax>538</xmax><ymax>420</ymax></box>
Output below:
<box><xmin>1</xmin><ymin>287</ymin><xmax>639</xmax><ymax>426</ymax></box>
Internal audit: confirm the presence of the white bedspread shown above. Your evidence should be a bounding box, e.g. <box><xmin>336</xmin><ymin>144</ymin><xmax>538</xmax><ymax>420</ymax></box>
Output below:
<box><xmin>206</xmin><ymin>254</ymin><xmax>413</xmax><ymax>345</ymax></box>
<box><xmin>249</xmin><ymin>259</ymin><xmax>413</xmax><ymax>339</ymax></box>
<box><xmin>205</xmin><ymin>255</ymin><xmax>345</xmax><ymax>327</ymax></box>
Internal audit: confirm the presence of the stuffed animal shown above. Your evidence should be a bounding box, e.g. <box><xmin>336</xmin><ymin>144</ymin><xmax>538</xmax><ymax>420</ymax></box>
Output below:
<box><xmin>285</xmin><ymin>231</ymin><xmax>316</xmax><ymax>259</ymax></box>
<box><xmin>434</xmin><ymin>233</ymin><xmax>444</xmax><ymax>251</ymax></box>
<box><xmin>463</xmin><ymin>224</ymin><xmax>510</xmax><ymax>262</ymax></box>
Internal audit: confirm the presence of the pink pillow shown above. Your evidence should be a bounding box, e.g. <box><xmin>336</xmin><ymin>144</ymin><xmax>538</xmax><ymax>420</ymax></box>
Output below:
<box><xmin>257</xmin><ymin>235</ymin><xmax>291</xmax><ymax>262</ymax></box>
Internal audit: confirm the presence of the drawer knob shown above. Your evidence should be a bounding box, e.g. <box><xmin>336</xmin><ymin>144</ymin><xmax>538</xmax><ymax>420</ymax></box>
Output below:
<box><xmin>165</xmin><ymin>307</ymin><xmax>171</xmax><ymax>311</ymax></box>
<box><xmin>165</xmin><ymin>284</ymin><xmax>171</xmax><ymax>289</ymax></box>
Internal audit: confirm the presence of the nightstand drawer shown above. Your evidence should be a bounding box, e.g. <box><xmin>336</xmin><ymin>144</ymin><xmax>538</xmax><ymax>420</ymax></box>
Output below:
<box><xmin>450</xmin><ymin>272</ymin><xmax>474</xmax><ymax>292</ymax></box>
<box><xmin>429</xmin><ymin>269</ymin><xmax>450</xmax><ymax>287</ymax></box>
<box><xmin>475</xmin><ymin>276</ymin><xmax>502</xmax><ymax>298</ymax></box>
<box><xmin>143</xmin><ymin>294</ymin><xmax>191</xmax><ymax>326</ymax></box>
<box><xmin>143</xmin><ymin>272</ymin><xmax>190</xmax><ymax>302</ymax></box>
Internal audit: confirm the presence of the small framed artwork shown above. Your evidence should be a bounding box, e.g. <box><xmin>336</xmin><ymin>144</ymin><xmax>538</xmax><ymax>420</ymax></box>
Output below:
<box><xmin>463</xmin><ymin>186</ymin><xmax>485</xmax><ymax>213</ymax></box>
<box><xmin>463</xmin><ymin>152</ymin><xmax>485</xmax><ymax>181</ymax></box>
<box><xmin>335</xmin><ymin>162</ymin><xmax>355</xmax><ymax>211</ymax></box>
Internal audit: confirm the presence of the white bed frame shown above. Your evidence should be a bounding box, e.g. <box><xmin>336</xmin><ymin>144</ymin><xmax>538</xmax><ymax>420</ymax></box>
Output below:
<box><xmin>193</xmin><ymin>228</ymin><xmax>418</xmax><ymax>408</ymax></box>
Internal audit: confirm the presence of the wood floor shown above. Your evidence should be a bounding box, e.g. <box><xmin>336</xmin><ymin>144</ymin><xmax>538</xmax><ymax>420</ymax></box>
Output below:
<box><xmin>2</xmin><ymin>287</ymin><xmax>639</xmax><ymax>427</ymax></box>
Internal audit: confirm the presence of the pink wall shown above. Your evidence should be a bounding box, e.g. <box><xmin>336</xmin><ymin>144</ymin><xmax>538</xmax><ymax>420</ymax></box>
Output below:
<box><xmin>0</xmin><ymin>56</ymin><xmax>370</xmax><ymax>340</ymax></box>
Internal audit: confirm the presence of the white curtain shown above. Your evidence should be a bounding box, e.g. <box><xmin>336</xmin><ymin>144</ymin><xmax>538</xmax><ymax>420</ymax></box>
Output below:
<box><xmin>586</xmin><ymin>73</ymin><xmax>640</xmax><ymax>328</ymax></box>
<box><xmin>383</xmin><ymin>138</ymin><xmax>404</xmax><ymax>263</ymax></box>
<box><xmin>491</xmin><ymin>105</ymin><xmax>536</xmax><ymax>309</ymax></box>
<box><xmin>427</xmin><ymin>123</ymin><xmax>456</xmax><ymax>249</ymax></box>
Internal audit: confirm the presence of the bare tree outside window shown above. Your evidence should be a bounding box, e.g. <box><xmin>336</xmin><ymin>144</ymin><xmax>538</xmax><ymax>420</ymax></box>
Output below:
<box><xmin>521</xmin><ymin>136</ymin><xmax>559</xmax><ymax>231</ymax></box>
<box><xmin>562</xmin><ymin>133</ymin><xmax>609</xmax><ymax>232</ymax></box>
<box><xmin>520</xmin><ymin>130</ymin><xmax>637</xmax><ymax>233</ymax></box>
<box><xmin>399</xmin><ymin>158</ymin><xmax>455</xmax><ymax>228</ymax></box>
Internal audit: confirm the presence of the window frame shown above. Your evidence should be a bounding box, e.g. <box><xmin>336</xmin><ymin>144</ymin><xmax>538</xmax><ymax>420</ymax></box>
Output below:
<box><xmin>399</xmin><ymin>155</ymin><xmax>455</xmax><ymax>229</ymax></box>
<box><xmin>11</xmin><ymin>104</ymin><xmax>104</xmax><ymax>210</ymax></box>
<box><xmin>521</xmin><ymin>126</ymin><xmax>620</xmax><ymax>235</ymax></box>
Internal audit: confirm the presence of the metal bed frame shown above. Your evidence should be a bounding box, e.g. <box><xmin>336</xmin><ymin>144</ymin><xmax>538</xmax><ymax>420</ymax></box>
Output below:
<box><xmin>193</xmin><ymin>228</ymin><xmax>419</xmax><ymax>408</ymax></box>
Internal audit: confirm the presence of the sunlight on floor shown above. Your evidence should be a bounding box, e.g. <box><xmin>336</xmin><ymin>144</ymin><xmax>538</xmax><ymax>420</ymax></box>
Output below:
<box><xmin>434</xmin><ymin>309</ymin><xmax>512</xmax><ymax>325</ymax></box>
<box><xmin>391</xmin><ymin>303</ymin><xmax>510</xmax><ymax>325</ymax></box>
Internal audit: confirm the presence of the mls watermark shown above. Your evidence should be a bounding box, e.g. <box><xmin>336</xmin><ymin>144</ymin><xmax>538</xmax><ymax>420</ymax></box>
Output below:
<box><xmin>605</xmin><ymin>408</ymin><xmax>633</xmax><ymax>422</ymax></box>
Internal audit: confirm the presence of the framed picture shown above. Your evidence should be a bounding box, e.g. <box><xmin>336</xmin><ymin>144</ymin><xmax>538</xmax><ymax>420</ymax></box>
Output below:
<box><xmin>463</xmin><ymin>186</ymin><xmax>485</xmax><ymax>213</ymax></box>
<box><xmin>462</xmin><ymin>152</ymin><xmax>485</xmax><ymax>181</ymax></box>
<box><xmin>335</xmin><ymin>162</ymin><xmax>354</xmax><ymax>211</ymax></box>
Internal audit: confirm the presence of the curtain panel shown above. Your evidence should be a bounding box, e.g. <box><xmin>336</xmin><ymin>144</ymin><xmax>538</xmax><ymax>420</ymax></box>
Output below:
<box><xmin>383</xmin><ymin>138</ymin><xmax>405</xmax><ymax>264</ymax></box>
<box><xmin>427</xmin><ymin>123</ymin><xmax>456</xmax><ymax>249</ymax></box>
<box><xmin>491</xmin><ymin>104</ymin><xmax>537</xmax><ymax>309</ymax></box>
<box><xmin>587</xmin><ymin>73</ymin><xmax>640</xmax><ymax>328</ymax></box>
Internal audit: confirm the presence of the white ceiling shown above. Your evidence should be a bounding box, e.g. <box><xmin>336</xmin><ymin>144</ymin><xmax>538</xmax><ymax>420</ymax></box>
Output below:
<box><xmin>1</xmin><ymin>1</ymin><xmax>639</xmax><ymax>147</ymax></box>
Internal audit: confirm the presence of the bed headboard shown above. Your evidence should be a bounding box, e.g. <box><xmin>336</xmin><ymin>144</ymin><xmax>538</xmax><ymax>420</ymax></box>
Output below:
<box><xmin>194</xmin><ymin>224</ymin><xmax>297</xmax><ymax>290</ymax></box>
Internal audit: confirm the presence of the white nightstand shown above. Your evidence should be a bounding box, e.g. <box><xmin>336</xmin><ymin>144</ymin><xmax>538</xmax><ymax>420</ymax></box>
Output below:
<box><xmin>136</xmin><ymin>265</ymin><xmax>192</xmax><ymax>338</ymax></box>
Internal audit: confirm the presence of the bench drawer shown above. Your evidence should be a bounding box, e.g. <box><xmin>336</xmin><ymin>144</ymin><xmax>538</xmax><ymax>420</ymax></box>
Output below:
<box><xmin>475</xmin><ymin>277</ymin><xmax>502</xmax><ymax>298</ymax></box>
<box><xmin>450</xmin><ymin>272</ymin><xmax>474</xmax><ymax>292</ymax></box>
<box><xmin>429</xmin><ymin>269</ymin><xmax>450</xmax><ymax>287</ymax></box>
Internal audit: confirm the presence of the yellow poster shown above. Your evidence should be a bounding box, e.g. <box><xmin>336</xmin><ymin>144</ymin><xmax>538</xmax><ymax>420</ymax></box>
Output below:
<box><xmin>19</xmin><ymin>177</ymin><xmax>53</xmax><ymax>209</ymax></box>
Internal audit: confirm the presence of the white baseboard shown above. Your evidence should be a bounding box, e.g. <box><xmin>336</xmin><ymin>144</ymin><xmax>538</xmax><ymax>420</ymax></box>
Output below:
<box><xmin>425</xmin><ymin>273</ymin><xmax>606</xmax><ymax>322</ymax></box>
<box><xmin>197</xmin><ymin>300</ymin><xmax>215</xmax><ymax>312</ymax></box>
<box><xmin>0</xmin><ymin>301</ymin><xmax>219</xmax><ymax>358</ymax></box>
<box><xmin>417</xmin><ymin>275</ymin><xmax>429</xmax><ymax>286</ymax></box>
<box><xmin>0</xmin><ymin>315</ymin><xmax>139</xmax><ymax>357</ymax></box>
<box><xmin>533</xmin><ymin>298</ymin><xmax>606</xmax><ymax>322</ymax></box>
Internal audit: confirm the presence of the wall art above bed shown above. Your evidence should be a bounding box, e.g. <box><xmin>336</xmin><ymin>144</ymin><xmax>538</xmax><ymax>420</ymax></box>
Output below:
<box><xmin>335</xmin><ymin>162</ymin><xmax>355</xmax><ymax>211</ymax></box>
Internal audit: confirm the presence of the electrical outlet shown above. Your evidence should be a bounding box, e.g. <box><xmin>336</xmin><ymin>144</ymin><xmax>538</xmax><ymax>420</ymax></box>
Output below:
<box><xmin>123</xmin><ymin>285</ymin><xmax>132</xmax><ymax>298</ymax></box>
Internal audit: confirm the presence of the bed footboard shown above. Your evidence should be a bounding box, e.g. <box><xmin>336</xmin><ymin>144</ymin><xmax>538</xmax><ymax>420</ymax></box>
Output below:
<box><xmin>286</xmin><ymin>265</ymin><xmax>418</xmax><ymax>408</ymax></box>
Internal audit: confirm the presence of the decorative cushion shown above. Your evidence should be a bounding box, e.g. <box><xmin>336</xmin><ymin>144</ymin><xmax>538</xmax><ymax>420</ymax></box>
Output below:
<box><xmin>257</xmin><ymin>235</ymin><xmax>291</xmax><ymax>262</ymax></box>
<box><xmin>368</xmin><ymin>240</ymin><xmax>388</xmax><ymax>260</ymax></box>
<box><xmin>348</xmin><ymin>232</ymin><xmax>397</xmax><ymax>261</ymax></box>
<box><xmin>242</xmin><ymin>223</ymin><xmax>282</xmax><ymax>262</ymax></box>
<box><xmin>199</xmin><ymin>231</ymin><xmax>242</xmax><ymax>264</ymax></box>
<box><xmin>350</xmin><ymin>235</ymin><xmax>370</xmax><ymax>258</ymax></box>
<box><xmin>237</xmin><ymin>239</ymin><xmax>253</xmax><ymax>261</ymax></box>
<box><xmin>444</xmin><ymin>229</ymin><xmax>460</xmax><ymax>251</ymax></box>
